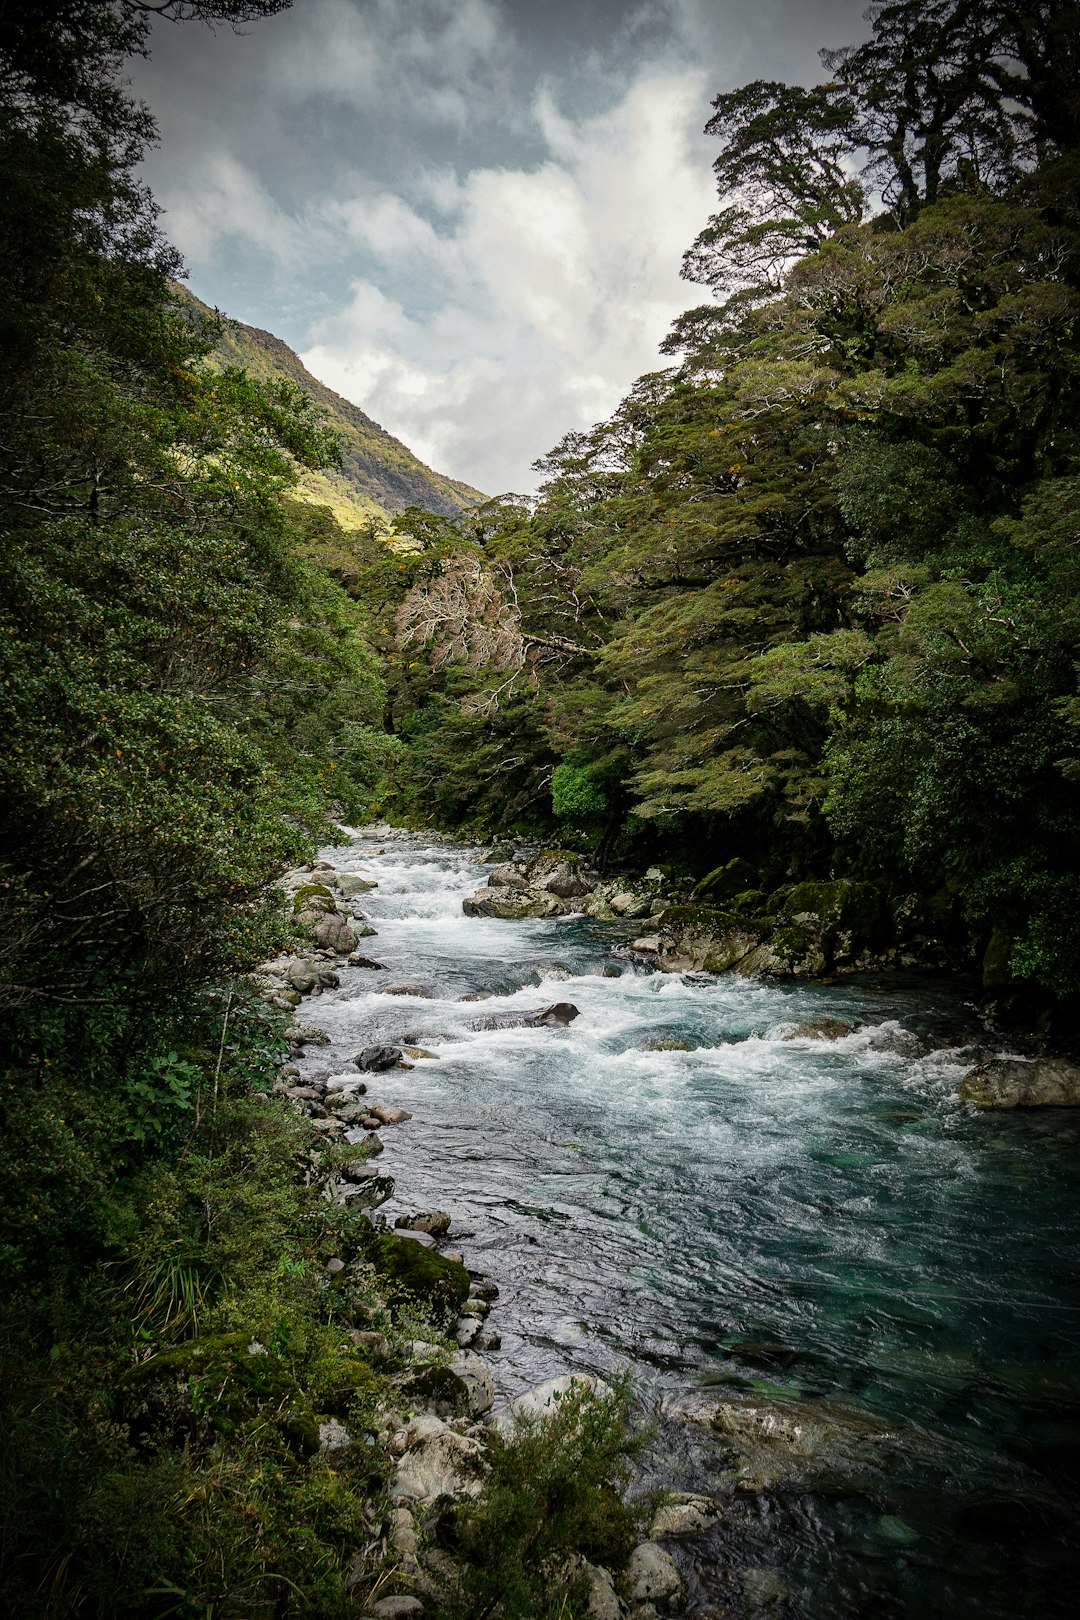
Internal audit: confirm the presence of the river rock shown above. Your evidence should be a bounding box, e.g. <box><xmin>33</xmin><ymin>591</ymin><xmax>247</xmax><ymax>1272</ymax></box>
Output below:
<box><xmin>490</xmin><ymin>1373</ymin><xmax>614</xmax><ymax>1435</ymax></box>
<box><xmin>393</xmin><ymin>1426</ymin><xmax>486</xmax><ymax>1505</ymax></box>
<box><xmin>626</xmin><ymin>1543</ymin><xmax>685</xmax><ymax>1609</ymax></box>
<box><xmin>340</xmin><ymin>1173</ymin><xmax>394</xmax><ymax>1208</ymax></box>
<box><xmin>286</xmin><ymin>960</ymin><xmax>319</xmax><ymax>993</ymax></box>
<box><xmin>396</xmin><ymin>1229</ymin><xmax>437</xmax><ymax>1250</ymax></box>
<box><xmin>369</xmin><ymin>1104</ymin><xmax>413</xmax><ymax>1125</ymax></box>
<box><xmin>487</xmin><ymin>862</ymin><xmax>524</xmax><ymax>887</ymax></box>
<box><xmin>339</xmin><ymin>1159</ymin><xmax>379</xmax><ymax>1183</ymax></box>
<box><xmin>467</xmin><ymin>1002</ymin><xmax>580</xmax><ymax>1031</ymax></box>
<box><xmin>396</xmin><ymin>1210</ymin><xmax>451</xmax><ymax>1236</ymax></box>
<box><xmin>630</xmin><ymin>935</ymin><xmax>661</xmax><ymax>954</ymax></box>
<box><xmin>334</xmin><ymin>1100</ymin><xmax>379</xmax><ymax>1124</ymax></box>
<box><xmin>648</xmin><ymin>1493</ymin><xmax>722</xmax><ymax>1539</ymax></box>
<box><xmin>577</xmin><ymin>1559</ymin><xmax>625</xmax><ymax>1620</ymax></box>
<box><xmin>960</xmin><ymin>1058</ymin><xmax>1080</xmax><ymax>1108</ymax></box>
<box><xmin>285</xmin><ymin>1024</ymin><xmax>330</xmax><ymax>1047</ymax></box>
<box><xmin>448</xmin><ymin>1351</ymin><xmax>494</xmax><ymax>1416</ymax></box>
<box><xmin>543</xmin><ymin>862</ymin><xmax>591</xmax><ymax>899</ymax></box>
<box><xmin>666</xmin><ymin>1388</ymin><xmax>912</xmax><ymax>1493</ymax></box>
<box><xmin>782</xmin><ymin>1018</ymin><xmax>856</xmax><ymax>1041</ymax></box>
<box><xmin>454</xmin><ymin>1316</ymin><xmax>483</xmax><ymax>1347</ymax></box>
<box><xmin>741</xmin><ymin>1568</ymin><xmax>790</xmax><ymax>1611</ymax></box>
<box><xmin>314</xmin><ymin>914</ymin><xmax>359</xmax><ymax>954</ymax></box>
<box><xmin>402</xmin><ymin>1045</ymin><xmax>439</xmax><ymax>1060</ymax></box>
<box><xmin>349</xmin><ymin>954</ymin><xmax>385</xmax><ymax>969</ymax></box>
<box><xmin>380</xmin><ymin>983</ymin><xmax>435</xmax><ymax>998</ymax></box>
<box><xmin>355</xmin><ymin>1045</ymin><xmax>405</xmax><ymax>1071</ymax></box>
<box><xmin>371</xmin><ymin>1593</ymin><xmax>423</xmax><ymax>1620</ymax></box>
<box><xmin>462</xmin><ymin>885</ymin><xmax>568</xmax><ymax>919</ymax></box>
<box><xmin>335</xmin><ymin>873</ymin><xmax>379</xmax><ymax>895</ymax></box>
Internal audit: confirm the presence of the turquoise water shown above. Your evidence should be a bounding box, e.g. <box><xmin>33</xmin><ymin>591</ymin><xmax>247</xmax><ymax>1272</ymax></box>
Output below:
<box><xmin>305</xmin><ymin>832</ymin><xmax>1080</xmax><ymax>1618</ymax></box>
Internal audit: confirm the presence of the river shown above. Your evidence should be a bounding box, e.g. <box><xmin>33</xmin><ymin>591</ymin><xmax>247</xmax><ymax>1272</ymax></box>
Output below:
<box><xmin>299</xmin><ymin>829</ymin><xmax>1080</xmax><ymax>1620</ymax></box>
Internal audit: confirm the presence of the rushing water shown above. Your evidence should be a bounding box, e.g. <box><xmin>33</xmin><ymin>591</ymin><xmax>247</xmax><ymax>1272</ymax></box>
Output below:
<box><xmin>300</xmin><ymin>830</ymin><xmax>1080</xmax><ymax>1619</ymax></box>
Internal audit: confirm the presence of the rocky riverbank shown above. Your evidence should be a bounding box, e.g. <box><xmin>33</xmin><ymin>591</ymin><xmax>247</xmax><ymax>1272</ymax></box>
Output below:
<box><xmin>245</xmin><ymin>848</ymin><xmax>711</xmax><ymax>1619</ymax></box>
<box><xmin>243</xmin><ymin>832</ymin><xmax>1080</xmax><ymax>1620</ymax></box>
<box><xmin>461</xmin><ymin>851</ymin><xmax>1080</xmax><ymax>1043</ymax></box>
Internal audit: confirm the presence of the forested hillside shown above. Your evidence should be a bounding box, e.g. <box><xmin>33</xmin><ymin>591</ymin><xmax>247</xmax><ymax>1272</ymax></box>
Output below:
<box><xmin>183</xmin><ymin>285</ymin><xmax>484</xmax><ymax>526</ymax></box>
<box><xmin>377</xmin><ymin>0</ymin><xmax>1080</xmax><ymax>1021</ymax></box>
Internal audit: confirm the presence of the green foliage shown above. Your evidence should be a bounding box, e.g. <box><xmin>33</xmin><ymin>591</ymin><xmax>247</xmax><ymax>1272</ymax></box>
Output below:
<box><xmin>550</xmin><ymin>762</ymin><xmax>607</xmax><ymax>828</ymax></box>
<box><xmin>442</xmin><ymin>1385</ymin><xmax>643</xmax><ymax>1620</ymax></box>
<box><xmin>381</xmin><ymin>27</ymin><xmax>1080</xmax><ymax>1003</ymax></box>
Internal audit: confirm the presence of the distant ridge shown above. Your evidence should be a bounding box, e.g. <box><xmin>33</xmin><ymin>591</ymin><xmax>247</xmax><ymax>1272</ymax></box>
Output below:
<box><xmin>178</xmin><ymin>285</ymin><xmax>484</xmax><ymax>525</ymax></box>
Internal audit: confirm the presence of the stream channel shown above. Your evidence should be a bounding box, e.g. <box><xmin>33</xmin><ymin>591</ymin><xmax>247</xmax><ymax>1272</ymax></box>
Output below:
<box><xmin>296</xmin><ymin>829</ymin><xmax>1080</xmax><ymax>1620</ymax></box>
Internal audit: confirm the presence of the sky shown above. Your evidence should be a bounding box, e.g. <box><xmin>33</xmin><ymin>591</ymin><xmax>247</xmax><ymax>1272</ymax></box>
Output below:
<box><xmin>132</xmin><ymin>0</ymin><xmax>869</xmax><ymax>496</ymax></box>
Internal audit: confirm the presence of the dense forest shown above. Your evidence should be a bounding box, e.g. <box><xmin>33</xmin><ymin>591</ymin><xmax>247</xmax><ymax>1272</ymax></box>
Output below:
<box><xmin>372</xmin><ymin>0</ymin><xmax>1080</xmax><ymax>1025</ymax></box>
<box><xmin>1</xmin><ymin>0</ymin><xmax>1078</xmax><ymax>1615</ymax></box>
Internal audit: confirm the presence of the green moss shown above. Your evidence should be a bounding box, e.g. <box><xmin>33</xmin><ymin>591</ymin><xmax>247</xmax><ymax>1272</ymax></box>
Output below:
<box><xmin>371</xmin><ymin>1233</ymin><xmax>470</xmax><ymax>1315</ymax></box>
<box><xmin>777</xmin><ymin>879</ymin><xmax>883</xmax><ymax>937</ymax></box>
<box><xmin>695</xmin><ymin>857</ymin><xmax>757</xmax><ymax>899</ymax></box>
<box><xmin>292</xmin><ymin>883</ymin><xmax>335</xmax><ymax>911</ymax></box>
<box><xmin>656</xmin><ymin>904</ymin><xmax>742</xmax><ymax>930</ymax></box>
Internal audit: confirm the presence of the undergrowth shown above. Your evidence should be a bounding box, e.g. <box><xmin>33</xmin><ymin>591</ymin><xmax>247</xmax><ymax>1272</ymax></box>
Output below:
<box><xmin>0</xmin><ymin>987</ymin><xmax>642</xmax><ymax>1619</ymax></box>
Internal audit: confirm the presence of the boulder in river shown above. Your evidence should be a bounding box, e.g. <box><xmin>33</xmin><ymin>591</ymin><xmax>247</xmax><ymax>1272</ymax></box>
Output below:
<box><xmin>467</xmin><ymin>1001</ymin><xmax>580</xmax><ymax>1031</ymax></box>
<box><xmin>368</xmin><ymin>1103</ymin><xmax>412</xmax><ymax>1125</ymax></box>
<box><xmin>648</xmin><ymin>1492</ymin><xmax>723</xmax><ymax>1538</ymax></box>
<box><xmin>781</xmin><ymin>1018</ymin><xmax>856</xmax><ymax>1041</ymax></box>
<box><xmin>335</xmin><ymin>873</ymin><xmax>378</xmax><ymax>895</ymax></box>
<box><xmin>354</xmin><ymin>1045</ymin><xmax>404</xmax><ymax>1072</ymax></box>
<box><xmin>379</xmin><ymin>982</ymin><xmax>435</xmax><ymax>998</ymax></box>
<box><xmin>665</xmin><ymin>1388</ymin><xmax>916</xmax><ymax>1494</ymax></box>
<box><xmin>960</xmin><ymin>1058</ymin><xmax>1080</xmax><ymax>1109</ymax></box>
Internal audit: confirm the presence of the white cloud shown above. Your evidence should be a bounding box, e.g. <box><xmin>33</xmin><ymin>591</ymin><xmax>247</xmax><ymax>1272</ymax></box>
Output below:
<box><xmin>266</xmin><ymin>0</ymin><xmax>509</xmax><ymax>122</ymax></box>
<box><xmin>163</xmin><ymin>151</ymin><xmax>309</xmax><ymax>271</ymax></box>
<box><xmin>301</xmin><ymin>68</ymin><xmax>716</xmax><ymax>493</ymax></box>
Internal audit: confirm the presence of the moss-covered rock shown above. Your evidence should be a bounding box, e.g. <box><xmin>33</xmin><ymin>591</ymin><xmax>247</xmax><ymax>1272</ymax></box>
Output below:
<box><xmin>774</xmin><ymin>879</ymin><xmax>883</xmax><ymax>938</ymax></box>
<box><xmin>291</xmin><ymin>883</ymin><xmax>335</xmax><ymax>913</ymax></box>
<box><xmin>694</xmin><ymin>857</ymin><xmax>758</xmax><ymax>900</ymax></box>
<box><xmin>371</xmin><ymin>1233</ymin><xmax>470</xmax><ymax>1317</ymax></box>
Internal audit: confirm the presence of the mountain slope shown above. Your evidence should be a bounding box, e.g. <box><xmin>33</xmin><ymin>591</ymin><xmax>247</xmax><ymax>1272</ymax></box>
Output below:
<box><xmin>180</xmin><ymin>285</ymin><xmax>484</xmax><ymax>524</ymax></box>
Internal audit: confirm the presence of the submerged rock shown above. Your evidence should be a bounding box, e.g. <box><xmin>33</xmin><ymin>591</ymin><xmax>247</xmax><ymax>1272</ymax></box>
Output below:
<box><xmin>781</xmin><ymin>1018</ymin><xmax>856</xmax><ymax>1041</ymax></box>
<box><xmin>665</xmin><ymin>1388</ymin><xmax>915</xmax><ymax>1494</ymax></box>
<box><xmin>335</xmin><ymin>873</ymin><xmax>379</xmax><ymax>895</ymax></box>
<box><xmin>960</xmin><ymin>1058</ymin><xmax>1080</xmax><ymax>1109</ymax></box>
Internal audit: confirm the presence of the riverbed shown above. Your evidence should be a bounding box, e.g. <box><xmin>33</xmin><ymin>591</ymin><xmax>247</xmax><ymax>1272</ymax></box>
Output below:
<box><xmin>298</xmin><ymin>830</ymin><xmax>1080</xmax><ymax>1620</ymax></box>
